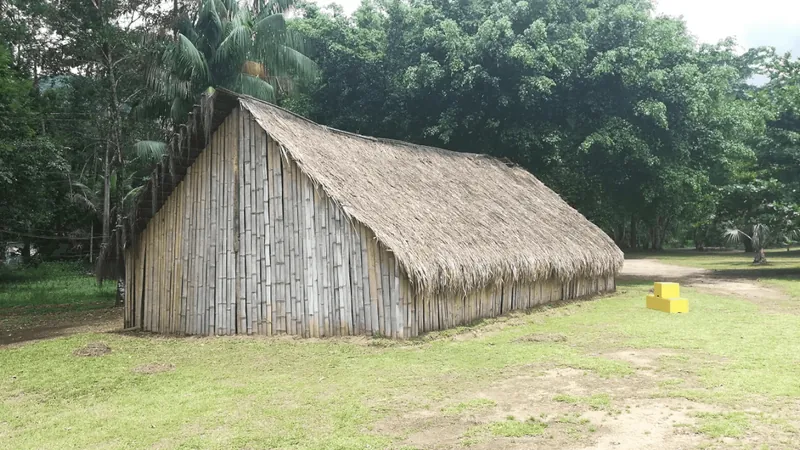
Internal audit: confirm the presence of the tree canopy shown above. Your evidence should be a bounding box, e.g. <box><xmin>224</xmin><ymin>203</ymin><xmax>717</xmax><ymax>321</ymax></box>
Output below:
<box><xmin>0</xmin><ymin>0</ymin><xmax>798</xmax><ymax>265</ymax></box>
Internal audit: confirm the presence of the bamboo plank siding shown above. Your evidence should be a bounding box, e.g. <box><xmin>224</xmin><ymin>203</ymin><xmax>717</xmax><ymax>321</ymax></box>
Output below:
<box><xmin>123</xmin><ymin>105</ymin><xmax>617</xmax><ymax>337</ymax></box>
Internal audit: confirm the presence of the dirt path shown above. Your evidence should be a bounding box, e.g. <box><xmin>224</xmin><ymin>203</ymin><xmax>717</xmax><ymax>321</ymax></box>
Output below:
<box><xmin>620</xmin><ymin>259</ymin><xmax>793</xmax><ymax>311</ymax></box>
<box><xmin>0</xmin><ymin>308</ymin><xmax>122</xmax><ymax>347</ymax></box>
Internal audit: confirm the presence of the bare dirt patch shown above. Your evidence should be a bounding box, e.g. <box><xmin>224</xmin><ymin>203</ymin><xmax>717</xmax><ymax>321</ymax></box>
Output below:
<box><xmin>602</xmin><ymin>349</ymin><xmax>676</xmax><ymax>369</ymax></box>
<box><xmin>72</xmin><ymin>342</ymin><xmax>111</xmax><ymax>357</ymax></box>
<box><xmin>620</xmin><ymin>260</ymin><xmax>708</xmax><ymax>281</ymax></box>
<box><xmin>380</xmin><ymin>366</ymin><xmax>713</xmax><ymax>449</ymax></box>
<box><xmin>132</xmin><ymin>362</ymin><xmax>175</xmax><ymax>374</ymax></box>
<box><xmin>575</xmin><ymin>400</ymin><xmax>710</xmax><ymax>450</ymax></box>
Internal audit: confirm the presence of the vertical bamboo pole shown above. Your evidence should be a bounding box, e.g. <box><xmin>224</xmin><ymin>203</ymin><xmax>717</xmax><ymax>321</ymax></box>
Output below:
<box><xmin>235</xmin><ymin>108</ymin><xmax>245</xmax><ymax>333</ymax></box>
<box><xmin>313</xmin><ymin>187</ymin><xmax>325</xmax><ymax>336</ymax></box>
<box><xmin>135</xmin><ymin>234</ymin><xmax>144</xmax><ymax>330</ymax></box>
<box><xmin>302</xmin><ymin>176</ymin><xmax>318</xmax><ymax>337</ymax></box>
<box><xmin>341</xmin><ymin>219</ymin><xmax>353</xmax><ymax>335</ymax></box>
<box><xmin>253</xmin><ymin>123</ymin><xmax>266</xmax><ymax>335</ymax></box>
<box><xmin>211</xmin><ymin>121</ymin><xmax>227</xmax><ymax>335</ymax></box>
<box><xmin>180</xmin><ymin>167</ymin><xmax>192</xmax><ymax>334</ymax></box>
<box><xmin>160</xmin><ymin>211</ymin><xmax>167</xmax><ymax>333</ymax></box>
<box><xmin>266</xmin><ymin>134</ymin><xmax>275</xmax><ymax>335</ymax></box>
<box><xmin>199</xmin><ymin>149</ymin><xmax>210</xmax><ymax>334</ymax></box>
<box><xmin>325</xmin><ymin>198</ymin><xmax>334</xmax><ymax>336</ymax></box>
<box><xmin>248</xmin><ymin>114</ymin><xmax>260</xmax><ymax>334</ymax></box>
<box><xmin>173</xmin><ymin>183</ymin><xmax>184</xmax><ymax>333</ymax></box>
<box><xmin>292</xmin><ymin>163</ymin><xmax>307</xmax><ymax>337</ymax></box>
<box><xmin>380</xmin><ymin>247</ymin><xmax>391</xmax><ymax>336</ymax></box>
<box><xmin>143</xmin><ymin>223</ymin><xmax>150</xmax><ymax>331</ymax></box>
<box><xmin>267</xmin><ymin>137</ymin><xmax>278</xmax><ymax>335</ymax></box>
<box><xmin>270</xmin><ymin>139</ymin><xmax>285</xmax><ymax>333</ymax></box>
<box><xmin>366</xmin><ymin>235</ymin><xmax>380</xmax><ymax>336</ymax></box>
<box><xmin>395</xmin><ymin>262</ymin><xmax>404</xmax><ymax>339</ymax></box>
<box><xmin>331</xmin><ymin>207</ymin><xmax>344</xmax><ymax>335</ymax></box>
<box><xmin>192</xmin><ymin>156</ymin><xmax>202</xmax><ymax>335</ymax></box>
<box><xmin>226</xmin><ymin>113</ymin><xmax>236</xmax><ymax>334</ymax></box>
<box><xmin>314</xmin><ymin>187</ymin><xmax>324</xmax><ymax>336</ymax></box>
<box><xmin>242</xmin><ymin>111</ymin><xmax>254</xmax><ymax>334</ymax></box>
<box><xmin>283</xmin><ymin>155</ymin><xmax>296</xmax><ymax>335</ymax></box>
<box><xmin>359</xmin><ymin>226</ymin><xmax>372</xmax><ymax>334</ymax></box>
<box><xmin>349</xmin><ymin>224</ymin><xmax>364</xmax><ymax>334</ymax></box>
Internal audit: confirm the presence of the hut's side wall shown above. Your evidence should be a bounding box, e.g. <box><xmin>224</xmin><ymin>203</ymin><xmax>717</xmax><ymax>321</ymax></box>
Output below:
<box><xmin>234</xmin><ymin>109</ymin><xmax>615</xmax><ymax>338</ymax></box>
<box><xmin>124</xmin><ymin>110</ymin><xmax>240</xmax><ymax>333</ymax></box>
<box><xmin>124</xmin><ymin>107</ymin><xmax>616</xmax><ymax>337</ymax></box>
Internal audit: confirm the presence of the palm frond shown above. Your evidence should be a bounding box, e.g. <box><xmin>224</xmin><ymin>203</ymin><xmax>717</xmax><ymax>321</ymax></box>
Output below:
<box><xmin>254</xmin><ymin>13</ymin><xmax>286</xmax><ymax>38</ymax></box>
<box><xmin>122</xmin><ymin>186</ymin><xmax>145</xmax><ymax>210</ymax></box>
<box><xmin>133</xmin><ymin>141</ymin><xmax>168</xmax><ymax>162</ymax></box>
<box><xmin>272</xmin><ymin>44</ymin><xmax>318</xmax><ymax>80</ymax></box>
<box><xmin>172</xmin><ymin>34</ymin><xmax>209</xmax><ymax>83</ymax></box>
<box><xmin>68</xmin><ymin>182</ymin><xmax>99</xmax><ymax>212</ymax></box>
<box><xmin>263</xmin><ymin>0</ymin><xmax>296</xmax><ymax>14</ymax></box>
<box><xmin>723</xmin><ymin>224</ymin><xmax>771</xmax><ymax>250</ymax></box>
<box><xmin>197</xmin><ymin>0</ymin><xmax>223</xmax><ymax>45</ymax></box>
<box><xmin>227</xmin><ymin>73</ymin><xmax>276</xmax><ymax>102</ymax></box>
<box><xmin>170</xmin><ymin>96</ymin><xmax>195</xmax><ymax>123</ymax></box>
<box><xmin>217</xmin><ymin>0</ymin><xmax>239</xmax><ymax>19</ymax></box>
<box><xmin>723</xmin><ymin>228</ymin><xmax>746</xmax><ymax>245</ymax></box>
<box><xmin>215</xmin><ymin>12</ymin><xmax>253</xmax><ymax>64</ymax></box>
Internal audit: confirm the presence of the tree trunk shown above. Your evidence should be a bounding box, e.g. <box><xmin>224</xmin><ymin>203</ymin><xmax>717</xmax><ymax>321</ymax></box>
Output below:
<box><xmin>89</xmin><ymin>222</ymin><xmax>94</xmax><ymax>263</ymax></box>
<box><xmin>102</xmin><ymin>139</ymin><xmax>111</xmax><ymax>253</ymax></box>
<box><xmin>649</xmin><ymin>226</ymin><xmax>657</xmax><ymax>251</ymax></box>
<box><xmin>612</xmin><ymin>222</ymin><xmax>626</xmax><ymax>248</ymax></box>
<box><xmin>694</xmin><ymin>226</ymin><xmax>705</xmax><ymax>251</ymax></box>
<box><xmin>629</xmin><ymin>216</ymin><xmax>637</xmax><ymax>250</ymax></box>
<box><xmin>743</xmin><ymin>236</ymin><xmax>754</xmax><ymax>253</ymax></box>
<box><xmin>21</xmin><ymin>238</ymin><xmax>32</xmax><ymax>265</ymax></box>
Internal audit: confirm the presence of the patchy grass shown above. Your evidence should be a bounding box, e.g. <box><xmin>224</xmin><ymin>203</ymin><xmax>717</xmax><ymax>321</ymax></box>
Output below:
<box><xmin>556</xmin><ymin>412</ymin><xmax>591</xmax><ymax>425</ymax></box>
<box><xmin>694</xmin><ymin>412</ymin><xmax>751</xmax><ymax>438</ymax></box>
<box><xmin>463</xmin><ymin>417</ymin><xmax>548</xmax><ymax>442</ymax></box>
<box><xmin>1</xmin><ymin>253</ymin><xmax>800</xmax><ymax>448</ymax></box>
<box><xmin>553</xmin><ymin>393</ymin><xmax>611</xmax><ymax>410</ymax></box>
<box><xmin>0</xmin><ymin>262</ymin><xmax>115</xmax><ymax>312</ymax></box>
<box><xmin>441</xmin><ymin>398</ymin><xmax>496</xmax><ymax>415</ymax></box>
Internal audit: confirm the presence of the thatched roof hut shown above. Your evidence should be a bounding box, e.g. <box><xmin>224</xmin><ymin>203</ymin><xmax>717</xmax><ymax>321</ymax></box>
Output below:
<box><xmin>115</xmin><ymin>89</ymin><xmax>623</xmax><ymax>338</ymax></box>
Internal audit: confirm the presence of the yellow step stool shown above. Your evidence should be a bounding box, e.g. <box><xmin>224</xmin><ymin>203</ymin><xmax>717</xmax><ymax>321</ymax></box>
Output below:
<box><xmin>653</xmin><ymin>282</ymin><xmax>680</xmax><ymax>299</ymax></box>
<box><xmin>646</xmin><ymin>294</ymin><xmax>688</xmax><ymax>313</ymax></box>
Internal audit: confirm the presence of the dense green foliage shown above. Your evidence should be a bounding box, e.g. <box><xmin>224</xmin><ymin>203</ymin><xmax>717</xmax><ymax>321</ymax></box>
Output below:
<box><xmin>290</xmin><ymin>0</ymin><xmax>799</xmax><ymax>251</ymax></box>
<box><xmin>0</xmin><ymin>0</ymin><xmax>798</xmax><ymax>262</ymax></box>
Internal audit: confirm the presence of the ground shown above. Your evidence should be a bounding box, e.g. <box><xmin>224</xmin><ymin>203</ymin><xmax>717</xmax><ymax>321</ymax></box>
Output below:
<box><xmin>1</xmin><ymin>251</ymin><xmax>799</xmax><ymax>449</ymax></box>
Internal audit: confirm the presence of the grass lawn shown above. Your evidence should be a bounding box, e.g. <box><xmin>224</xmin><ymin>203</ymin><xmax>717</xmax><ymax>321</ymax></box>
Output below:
<box><xmin>0</xmin><ymin>262</ymin><xmax>115</xmax><ymax>312</ymax></box>
<box><xmin>1</xmin><ymin>258</ymin><xmax>800</xmax><ymax>449</ymax></box>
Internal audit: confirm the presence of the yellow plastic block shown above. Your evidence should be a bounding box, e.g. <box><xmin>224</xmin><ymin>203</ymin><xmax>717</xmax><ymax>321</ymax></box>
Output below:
<box><xmin>646</xmin><ymin>294</ymin><xmax>688</xmax><ymax>314</ymax></box>
<box><xmin>654</xmin><ymin>282</ymin><xmax>680</xmax><ymax>299</ymax></box>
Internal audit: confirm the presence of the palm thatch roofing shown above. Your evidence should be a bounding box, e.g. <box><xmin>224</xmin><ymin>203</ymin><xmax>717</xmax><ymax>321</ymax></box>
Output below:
<box><xmin>110</xmin><ymin>89</ymin><xmax>623</xmax><ymax>291</ymax></box>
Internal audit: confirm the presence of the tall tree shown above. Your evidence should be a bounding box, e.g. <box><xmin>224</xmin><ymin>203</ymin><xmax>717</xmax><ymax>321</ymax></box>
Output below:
<box><xmin>144</xmin><ymin>0</ymin><xmax>317</xmax><ymax>126</ymax></box>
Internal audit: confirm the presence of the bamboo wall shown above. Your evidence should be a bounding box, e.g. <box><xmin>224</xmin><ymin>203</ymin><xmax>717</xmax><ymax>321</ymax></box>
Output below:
<box><xmin>124</xmin><ymin>107</ymin><xmax>617</xmax><ymax>337</ymax></box>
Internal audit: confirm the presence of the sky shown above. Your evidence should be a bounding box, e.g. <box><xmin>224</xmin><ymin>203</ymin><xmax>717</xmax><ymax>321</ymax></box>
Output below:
<box><xmin>313</xmin><ymin>0</ymin><xmax>800</xmax><ymax>55</ymax></box>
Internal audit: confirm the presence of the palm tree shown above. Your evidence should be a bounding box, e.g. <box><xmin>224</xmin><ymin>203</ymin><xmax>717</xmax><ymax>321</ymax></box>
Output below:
<box><xmin>143</xmin><ymin>0</ymin><xmax>316</xmax><ymax>128</ymax></box>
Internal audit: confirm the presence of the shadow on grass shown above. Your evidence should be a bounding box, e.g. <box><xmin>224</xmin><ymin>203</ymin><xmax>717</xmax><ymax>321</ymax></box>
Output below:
<box><xmin>624</xmin><ymin>249</ymin><xmax>800</xmax><ymax>260</ymax></box>
<box><xmin>620</xmin><ymin>267</ymin><xmax>800</xmax><ymax>283</ymax></box>
<box><xmin>1</xmin><ymin>298</ymin><xmax>117</xmax><ymax>316</ymax></box>
<box><xmin>706</xmin><ymin>268</ymin><xmax>800</xmax><ymax>280</ymax></box>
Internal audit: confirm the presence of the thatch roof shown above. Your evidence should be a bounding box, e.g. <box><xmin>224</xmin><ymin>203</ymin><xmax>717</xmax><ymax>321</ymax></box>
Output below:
<box><xmin>240</xmin><ymin>95</ymin><xmax>623</xmax><ymax>292</ymax></box>
<box><xmin>105</xmin><ymin>89</ymin><xmax>622</xmax><ymax>290</ymax></box>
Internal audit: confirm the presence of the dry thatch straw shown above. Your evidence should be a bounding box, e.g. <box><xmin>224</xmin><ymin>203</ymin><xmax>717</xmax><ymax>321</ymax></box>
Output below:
<box><xmin>241</xmin><ymin>97</ymin><xmax>623</xmax><ymax>293</ymax></box>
